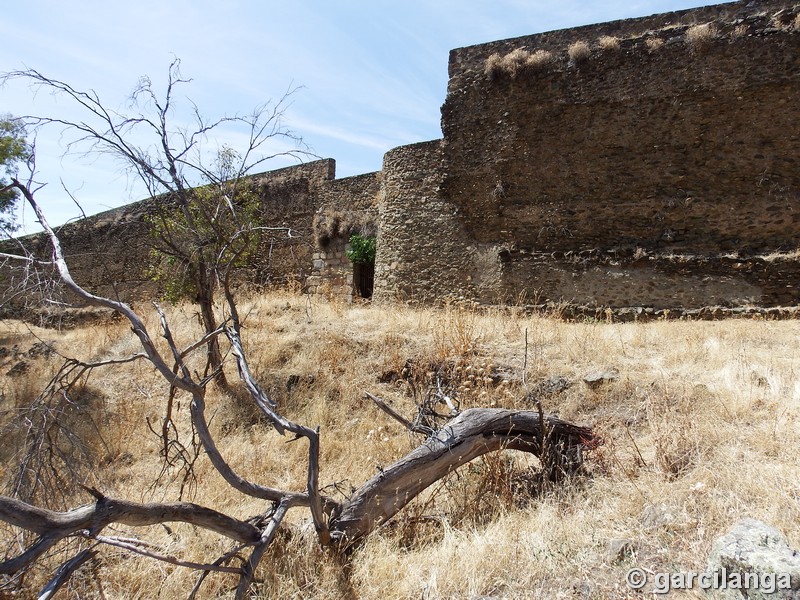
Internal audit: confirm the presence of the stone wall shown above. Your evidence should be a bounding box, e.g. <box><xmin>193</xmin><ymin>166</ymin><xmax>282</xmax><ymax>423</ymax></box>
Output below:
<box><xmin>0</xmin><ymin>159</ymin><xmax>379</xmax><ymax>311</ymax></box>
<box><xmin>434</xmin><ymin>0</ymin><xmax>800</xmax><ymax>307</ymax></box>
<box><xmin>374</xmin><ymin>141</ymin><xmax>477</xmax><ymax>302</ymax></box>
<box><xmin>4</xmin><ymin>0</ymin><xmax>799</xmax><ymax>313</ymax></box>
<box><xmin>306</xmin><ymin>172</ymin><xmax>380</xmax><ymax>301</ymax></box>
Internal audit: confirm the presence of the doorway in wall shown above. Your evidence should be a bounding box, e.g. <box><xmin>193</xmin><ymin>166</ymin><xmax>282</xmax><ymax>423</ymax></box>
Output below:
<box><xmin>353</xmin><ymin>261</ymin><xmax>374</xmax><ymax>299</ymax></box>
<box><xmin>346</xmin><ymin>233</ymin><xmax>376</xmax><ymax>300</ymax></box>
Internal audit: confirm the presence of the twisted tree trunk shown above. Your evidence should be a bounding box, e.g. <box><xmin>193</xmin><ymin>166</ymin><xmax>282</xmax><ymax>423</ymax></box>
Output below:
<box><xmin>329</xmin><ymin>408</ymin><xmax>596</xmax><ymax>546</ymax></box>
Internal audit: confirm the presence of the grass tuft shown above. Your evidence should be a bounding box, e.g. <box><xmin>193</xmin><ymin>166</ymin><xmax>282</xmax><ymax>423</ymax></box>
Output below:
<box><xmin>645</xmin><ymin>37</ymin><xmax>664</xmax><ymax>52</ymax></box>
<box><xmin>597</xmin><ymin>35</ymin><xmax>621</xmax><ymax>51</ymax></box>
<box><xmin>685</xmin><ymin>23</ymin><xmax>717</xmax><ymax>50</ymax></box>
<box><xmin>567</xmin><ymin>41</ymin><xmax>591</xmax><ymax>63</ymax></box>
<box><xmin>485</xmin><ymin>48</ymin><xmax>554</xmax><ymax>79</ymax></box>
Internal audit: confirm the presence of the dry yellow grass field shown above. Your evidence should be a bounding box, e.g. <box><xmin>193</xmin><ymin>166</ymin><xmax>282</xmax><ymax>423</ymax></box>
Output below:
<box><xmin>1</xmin><ymin>291</ymin><xmax>799</xmax><ymax>599</ymax></box>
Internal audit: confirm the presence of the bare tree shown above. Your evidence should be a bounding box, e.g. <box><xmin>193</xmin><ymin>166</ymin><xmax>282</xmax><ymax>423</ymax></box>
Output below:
<box><xmin>0</xmin><ymin>66</ymin><xmax>599</xmax><ymax>598</ymax></box>
<box><xmin>3</xmin><ymin>61</ymin><xmax>308</xmax><ymax>385</ymax></box>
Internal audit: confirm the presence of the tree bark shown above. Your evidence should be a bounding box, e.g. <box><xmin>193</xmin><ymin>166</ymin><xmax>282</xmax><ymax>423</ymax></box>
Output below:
<box><xmin>0</xmin><ymin>496</ymin><xmax>261</xmax><ymax>545</ymax></box>
<box><xmin>328</xmin><ymin>408</ymin><xmax>596</xmax><ymax>546</ymax></box>
<box><xmin>0</xmin><ymin>495</ymin><xmax>262</xmax><ymax>575</ymax></box>
<box><xmin>194</xmin><ymin>258</ymin><xmax>227</xmax><ymax>386</ymax></box>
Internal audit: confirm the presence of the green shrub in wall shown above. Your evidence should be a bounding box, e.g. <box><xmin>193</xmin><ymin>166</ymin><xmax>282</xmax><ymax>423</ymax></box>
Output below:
<box><xmin>346</xmin><ymin>234</ymin><xmax>376</xmax><ymax>264</ymax></box>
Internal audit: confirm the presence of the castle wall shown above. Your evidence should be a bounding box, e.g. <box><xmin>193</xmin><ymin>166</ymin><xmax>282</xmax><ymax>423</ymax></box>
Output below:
<box><xmin>434</xmin><ymin>0</ymin><xmax>800</xmax><ymax>307</ymax></box>
<box><xmin>4</xmin><ymin>0</ymin><xmax>800</xmax><ymax>315</ymax></box>
<box><xmin>306</xmin><ymin>171</ymin><xmax>381</xmax><ymax>300</ymax></box>
<box><xmin>374</xmin><ymin>140</ymin><xmax>477</xmax><ymax>302</ymax></box>
<box><xmin>0</xmin><ymin>159</ymin><xmax>376</xmax><ymax>311</ymax></box>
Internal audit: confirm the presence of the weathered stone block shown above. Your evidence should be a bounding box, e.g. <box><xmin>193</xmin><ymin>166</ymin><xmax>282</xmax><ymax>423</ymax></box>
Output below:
<box><xmin>707</xmin><ymin>518</ymin><xmax>800</xmax><ymax>599</ymax></box>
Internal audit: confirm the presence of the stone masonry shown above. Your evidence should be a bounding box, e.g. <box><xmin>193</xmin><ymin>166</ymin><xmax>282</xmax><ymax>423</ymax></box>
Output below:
<box><xmin>3</xmin><ymin>0</ymin><xmax>799</xmax><ymax>313</ymax></box>
<box><xmin>307</xmin><ymin>239</ymin><xmax>355</xmax><ymax>303</ymax></box>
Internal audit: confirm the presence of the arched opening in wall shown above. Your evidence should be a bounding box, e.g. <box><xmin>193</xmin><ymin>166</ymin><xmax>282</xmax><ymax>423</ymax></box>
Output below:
<box><xmin>353</xmin><ymin>261</ymin><xmax>374</xmax><ymax>299</ymax></box>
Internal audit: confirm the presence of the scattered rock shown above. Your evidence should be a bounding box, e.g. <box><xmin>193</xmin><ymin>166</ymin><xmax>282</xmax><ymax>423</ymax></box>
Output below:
<box><xmin>533</xmin><ymin>375</ymin><xmax>572</xmax><ymax>396</ymax></box>
<box><xmin>1</xmin><ymin>342</ymin><xmax>56</xmax><ymax>365</ymax></box>
<box><xmin>27</xmin><ymin>342</ymin><xmax>55</xmax><ymax>358</ymax></box>
<box><xmin>489</xmin><ymin>367</ymin><xmax>521</xmax><ymax>386</ymax></box>
<box><xmin>583</xmin><ymin>369</ymin><xmax>618</xmax><ymax>389</ymax></box>
<box><xmin>707</xmin><ymin>518</ymin><xmax>800</xmax><ymax>599</ymax></box>
<box><xmin>641</xmin><ymin>503</ymin><xmax>677</xmax><ymax>529</ymax></box>
<box><xmin>607</xmin><ymin>538</ymin><xmax>636</xmax><ymax>563</ymax></box>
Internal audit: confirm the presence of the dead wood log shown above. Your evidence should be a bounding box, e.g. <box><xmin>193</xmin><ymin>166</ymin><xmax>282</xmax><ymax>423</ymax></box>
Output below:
<box><xmin>0</xmin><ymin>495</ymin><xmax>261</xmax><ymax>575</ymax></box>
<box><xmin>0</xmin><ymin>496</ymin><xmax>261</xmax><ymax>543</ymax></box>
<box><xmin>328</xmin><ymin>408</ymin><xmax>597</xmax><ymax>546</ymax></box>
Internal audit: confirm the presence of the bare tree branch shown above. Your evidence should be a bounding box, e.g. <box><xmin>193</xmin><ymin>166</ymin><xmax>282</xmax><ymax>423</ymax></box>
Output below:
<box><xmin>0</xmin><ymin>535</ymin><xmax>60</xmax><ymax>575</ymax></box>
<box><xmin>3</xmin><ymin>65</ymin><xmax>312</xmax><ymax>384</ymax></box>
<box><xmin>8</xmin><ymin>179</ymin><xmax>197</xmax><ymax>394</ymax></box>
<box><xmin>225</xmin><ymin>324</ymin><xmax>329</xmax><ymax>542</ymax></box>
<box><xmin>0</xmin><ymin>252</ymin><xmax>53</xmax><ymax>265</ymax></box>
<box><xmin>234</xmin><ymin>499</ymin><xmax>291</xmax><ymax>600</ymax></box>
<box><xmin>365</xmin><ymin>391</ymin><xmax>429</xmax><ymax>435</ymax></box>
<box><xmin>38</xmin><ymin>547</ymin><xmax>96</xmax><ymax>600</ymax></box>
<box><xmin>0</xmin><ymin>495</ymin><xmax>261</xmax><ymax>545</ymax></box>
<box><xmin>88</xmin><ymin>534</ymin><xmax>242</xmax><ymax>574</ymax></box>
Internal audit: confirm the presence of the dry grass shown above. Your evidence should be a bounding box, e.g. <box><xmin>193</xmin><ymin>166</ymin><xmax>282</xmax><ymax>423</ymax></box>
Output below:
<box><xmin>484</xmin><ymin>52</ymin><xmax>506</xmax><ymax>79</ymax></box>
<box><xmin>685</xmin><ymin>23</ymin><xmax>717</xmax><ymax>50</ymax></box>
<box><xmin>496</xmin><ymin>48</ymin><xmax>531</xmax><ymax>78</ymax></box>
<box><xmin>526</xmin><ymin>49</ymin><xmax>555</xmax><ymax>71</ymax></box>
<box><xmin>567</xmin><ymin>41</ymin><xmax>591</xmax><ymax>63</ymax></box>
<box><xmin>731</xmin><ymin>24</ymin><xmax>749</xmax><ymax>39</ymax></box>
<box><xmin>485</xmin><ymin>48</ymin><xmax>554</xmax><ymax>79</ymax></box>
<box><xmin>2</xmin><ymin>292</ymin><xmax>800</xmax><ymax>598</ymax></box>
<box><xmin>645</xmin><ymin>37</ymin><xmax>665</xmax><ymax>52</ymax></box>
<box><xmin>597</xmin><ymin>35</ymin><xmax>621</xmax><ymax>51</ymax></box>
<box><xmin>313</xmin><ymin>208</ymin><xmax>375</xmax><ymax>248</ymax></box>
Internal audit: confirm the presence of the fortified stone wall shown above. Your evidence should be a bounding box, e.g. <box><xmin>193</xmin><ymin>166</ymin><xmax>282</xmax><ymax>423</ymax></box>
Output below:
<box><xmin>433</xmin><ymin>0</ymin><xmax>800</xmax><ymax>307</ymax></box>
<box><xmin>0</xmin><ymin>159</ymin><xmax>378</xmax><ymax>312</ymax></box>
<box><xmin>306</xmin><ymin>172</ymin><xmax>381</xmax><ymax>300</ymax></box>
<box><xmin>375</xmin><ymin>140</ymin><xmax>470</xmax><ymax>301</ymax></box>
<box><xmin>3</xmin><ymin>0</ymin><xmax>799</xmax><ymax>314</ymax></box>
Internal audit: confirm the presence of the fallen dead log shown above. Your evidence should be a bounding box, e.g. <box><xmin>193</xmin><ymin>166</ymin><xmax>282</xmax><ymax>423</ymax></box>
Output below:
<box><xmin>328</xmin><ymin>407</ymin><xmax>597</xmax><ymax>546</ymax></box>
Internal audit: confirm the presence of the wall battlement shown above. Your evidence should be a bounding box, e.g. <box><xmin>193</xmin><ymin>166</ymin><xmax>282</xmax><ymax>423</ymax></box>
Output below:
<box><xmin>3</xmin><ymin>0</ymin><xmax>799</xmax><ymax>314</ymax></box>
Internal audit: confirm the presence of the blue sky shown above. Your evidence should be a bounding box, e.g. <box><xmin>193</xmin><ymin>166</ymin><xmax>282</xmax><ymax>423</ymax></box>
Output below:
<box><xmin>2</xmin><ymin>0</ymin><xmax>712</xmax><ymax>233</ymax></box>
